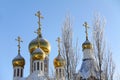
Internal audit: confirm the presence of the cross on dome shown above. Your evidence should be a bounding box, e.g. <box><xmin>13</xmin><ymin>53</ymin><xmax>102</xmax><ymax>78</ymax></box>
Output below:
<box><xmin>15</xmin><ymin>36</ymin><xmax>23</xmax><ymax>55</ymax></box>
<box><xmin>35</xmin><ymin>11</ymin><xmax>44</xmax><ymax>37</ymax></box>
<box><xmin>56</xmin><ymin>37</ymin><xmax>61</xmax><ymax>53</ymax></box>
<box><xmin>83</xmin><ymin>22</ymin><xmax>89</xmax><ymax>40</ymax></box>
<box><xmin>35</xmin><ymin>11</ymin><xmax>44</xmax><ymax>29</ymax></box>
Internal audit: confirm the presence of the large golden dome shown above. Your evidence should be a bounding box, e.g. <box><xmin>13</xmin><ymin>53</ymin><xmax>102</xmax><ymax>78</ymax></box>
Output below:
<box><xmin>54</xmin><ymin>54</ymin><xmax>65</xmax><ymax>68</ymax></box>
<box><xmin>82</xmin><ymin>39</ymin><xmax>92</xmax><ymax>50</ymax></box>
<box><xmin>12</xmin><ymin>54</ymin><xmax>25</xmax><ymax>68</ymax></box>
<box><xmin>32</xmin><ymin>47</ymin><xmax>46</xmax><ymax>61</ymax></box>
<box><xmin>29</xmin><ymin>36</ymin><xmax>51</xmax><ymax>55</ymax></box>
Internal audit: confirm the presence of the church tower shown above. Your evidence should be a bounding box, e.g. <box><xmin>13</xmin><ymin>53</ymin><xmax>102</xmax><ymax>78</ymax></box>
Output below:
<box><xmin>12</xmin><ymin>36</ymin><xmax>25</xmax><ymax>80</ymax></box>
<box><xmin>78</xmin><ymin>22</ymin><xmax>100</xmax><ymax>80</ymax></box>
<box><xmin>54</xmin><ymin>37</ymin><xmax>65</xmax><ymax>80</ymax></box>
<box><xmin>28</xmin><ymin>11</ymin><xmax>51</xmax><ymax>79</ymax></box>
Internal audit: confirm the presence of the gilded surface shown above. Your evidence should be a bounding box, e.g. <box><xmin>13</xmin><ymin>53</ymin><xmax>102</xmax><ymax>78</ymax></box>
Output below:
<box><xmin>82</xmin><ymin>42</ymin><xmax>92</xmax><ymax>50</ymax></box>
<box><xmin>13</xmin><ymin>59</ymin><xmax>25</xmax><ymax>67</ymax></box>
<box><xmin>54</xmin><ymin>56</ymin><xmax>65</xmax><ymax>68</ymax></box>
<box><xmin>32</xmin><ymin>48</ymin><xmax>46</xmax><ymax>61</ymax></box>
<box><xmin>29</xmin><ymin>38</ymin><xmax>51</xmax><ymax>55</ymax></box>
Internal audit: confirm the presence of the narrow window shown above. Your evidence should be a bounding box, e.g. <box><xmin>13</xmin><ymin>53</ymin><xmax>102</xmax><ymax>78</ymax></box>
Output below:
<box><xmin>56</xmin><ymin>69</ymin><xmax>58</xmax><ymax>75</ymax></box>
<box><xmin>17</xmin><ymin>69</ymin><xmax>19</xmax><ymax>77</ymax></box>
<box><xmin>37</xmin><ymin>62</ymin><xmax>39</xmax><ymax>70</ymax></box>
<box><xmin>21</xmin><ymin>69</ymin><xmax>23</xmax><ymax>77</ymax></box>
<box><xmin>41</xmin><ymin>62</ymin><xmax>43</xmax><ymax>71</ymax></box>
<box><xmin>59</xmin><ymin>69</ymin><xmax>61</xmax><ymax>77</ymax></box>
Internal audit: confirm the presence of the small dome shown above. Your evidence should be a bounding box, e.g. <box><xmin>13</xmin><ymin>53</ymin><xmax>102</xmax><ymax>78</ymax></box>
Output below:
<box><xmin>32</xmin><ymin>48</ymin><xmax>46</xmax><ymax>61</ymax></box>
<box><xmin>54</xmin><ymin>54</ymin><xmax>65</xmax><ymax>68</ymax></box>
<box><xmin>29</xmin><ymin>36</ymin><xmax>51</xmax><ymax>55</ymax></box>
<box><xmin>82</xmin><ymin>39</ymin><xmax>92</xmax><ymax>50</ymax></box>
<box><xmin>12</xmin><ymin>54</ymin><xmax>25</xmax><ymax>68</ymax></box>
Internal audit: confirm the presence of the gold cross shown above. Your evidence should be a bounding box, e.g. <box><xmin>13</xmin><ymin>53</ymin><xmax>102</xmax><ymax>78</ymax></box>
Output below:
<box><xmin>15</xmin><ymin>36</ymin><xmax>23</xmax><ymax>54</ymax></box>
<box><xmin>83</xmin><ymin>22</ymin><xmax>89</xmax><ymax>40</ymax></box>
<box><xmin>35</xmin><ymin>11</ymin><xmax>44</xmax><ymax>28</ymax></box>
<box><xmin>56</xmin><ymin>37</ymin><xmax>61</xmax><ymax>51</ymax></box>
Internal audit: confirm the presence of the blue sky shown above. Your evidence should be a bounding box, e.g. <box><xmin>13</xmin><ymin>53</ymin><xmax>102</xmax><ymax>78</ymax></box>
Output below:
<box><xmin>0</xmin><ymin>0</ymin><xmax>120</xmax><ymax>80</ymax></box>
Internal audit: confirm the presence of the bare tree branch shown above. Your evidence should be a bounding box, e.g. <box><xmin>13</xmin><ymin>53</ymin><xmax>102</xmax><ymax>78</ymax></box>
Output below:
<box><xmin>93</xmin><ymin>13</ymin><xmax>115</xmax><ymax>80</ymax></box>
<box><xmin>93</xmin><ymin>13</ymin><xmax>106</xmax><ymax>80</ymax></box>
<box><xmin>61</xmin><ymin>15</ymin><xmax>80</xmax><ymax>80</ymax></box>
<box><xmin>103</xmin><ymin>48</ymin><xmax>115</xmax><ymax>80</ymax></box>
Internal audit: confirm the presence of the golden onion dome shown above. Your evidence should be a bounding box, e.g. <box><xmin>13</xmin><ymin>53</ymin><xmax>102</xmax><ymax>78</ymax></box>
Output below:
<box><xmin>82</xmin><ymin>39</ymin><xmax>92</xmax><ymax>50</ymax></box>
<box><xmin>54</xmin><ymin>54</ymin><xmax>65</xmax><ymax>68</ymax></box>
<box><xmin>29</xmin><ymin>36</ymin><xmax>51</xmax><ymax>55</ymax></box>
<box><xmin>32</xmin><ymin>47</ymin><xmax>46</xmax><ymax>61</ymax></box>
<box><xmin>12</xmin><ymin>54</ymin><xmax>25</xmax><ymax>68</ymax></box>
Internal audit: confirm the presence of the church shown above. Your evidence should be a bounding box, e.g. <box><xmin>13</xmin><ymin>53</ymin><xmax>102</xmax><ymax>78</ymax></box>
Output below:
<box><xmin>12</xmin><ymin>11</ymin><xmax>105</xmax><ymax>80</ymax></box>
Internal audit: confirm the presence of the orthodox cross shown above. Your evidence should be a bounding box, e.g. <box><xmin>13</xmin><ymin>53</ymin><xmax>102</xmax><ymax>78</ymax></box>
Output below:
<box><xmin>15</xmin><ymin>36</ymin><xmax>23</xmax><ymax>55</ymax></box>
<box><xmin>35</xmin><ymin>11</ymin><xmax>43</xmax><ymax>37</ymax></box>
<box><xmin>56</xmin><ymin>37</ymin><xmax>61</xmax><ymax>53</ymax></box>
<box><xmin>35</xmin><ymin>11</ymin><xmax>44</xmax><ymax>29</ymax></box>
<box><xmin>83</xmin><ymin>22</ymin><xmax>89</xmax><ymax>40</ymax></box>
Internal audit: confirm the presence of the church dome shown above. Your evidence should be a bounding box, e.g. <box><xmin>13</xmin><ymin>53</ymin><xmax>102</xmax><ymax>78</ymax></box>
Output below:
<box><xmin>82</xmin><ymin>39</ymin><xmax>92</xmax><ymax>50</ymax></box>
<box><xmin>32</xmin><ymin>47</ymin><xmax>46</xmax><ymax>61</ymax></box>
<box><xmin>29</xmin><ymin>36</ymin><xmax>51</xmax><ymax>55</ymax></box>
<box><xmin>54</xmin><ymin>54</ymin><xmax>65</xmax><ymax>68</ymax></box>
<box><xmin>29</xmin><ymin>11</ymin><xmax>51</xmax><ymax>55</ymax></box>
<box><xmin>12</xmin><ymin>54</ymin><xmax>25</xmax><ymax>68</ymax></box>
